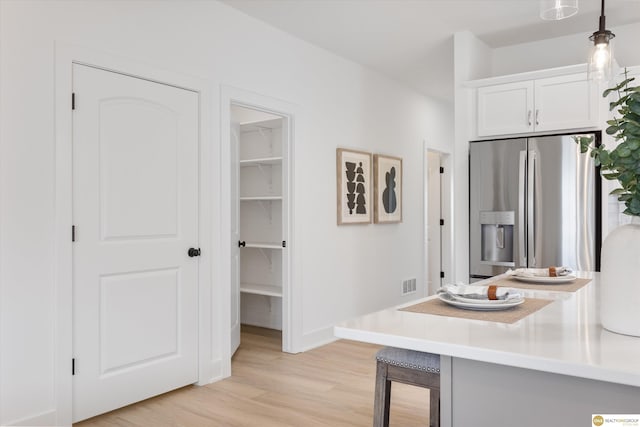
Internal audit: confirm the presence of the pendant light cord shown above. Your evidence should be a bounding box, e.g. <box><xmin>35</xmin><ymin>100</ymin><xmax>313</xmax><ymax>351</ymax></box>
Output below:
<box><xmin>599</xmin><ymin>0</ymin><xmax>606</xmax><ymax>32</ymax></box>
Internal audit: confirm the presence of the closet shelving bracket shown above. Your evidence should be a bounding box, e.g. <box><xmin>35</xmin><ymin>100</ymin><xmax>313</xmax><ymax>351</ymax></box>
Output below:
<box><xmin>258</xmin><ymin>200</ymin><xmax>273</xmax><ymax>221</ymax></box>
<box><xmin>257</xmin><ymin>247</ymin><xmax>272</xmax><ymax>265</ymax></box>
<box><xmin>255</xmin><ymin>126</ymin><xmax>274</xmax><ymax>155</ymax></box>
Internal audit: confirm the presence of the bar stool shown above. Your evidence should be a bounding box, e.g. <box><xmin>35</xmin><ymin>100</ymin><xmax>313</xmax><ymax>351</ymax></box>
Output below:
<box><xmin>374</xmin><ymin>346</ymin><xmax>440</xmax><ymax>427</ymax></box>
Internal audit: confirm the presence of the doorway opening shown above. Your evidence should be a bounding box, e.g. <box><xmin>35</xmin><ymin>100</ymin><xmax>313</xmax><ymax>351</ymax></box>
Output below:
<box><xmin>229</xmin><ymin>103</ymin><xmax>290</xmax><ymax>357</ymax></box>
<box><xmin>425</xmin><ymin>149</ymin><xmax>451</xmax><ymax>295</ymax></box>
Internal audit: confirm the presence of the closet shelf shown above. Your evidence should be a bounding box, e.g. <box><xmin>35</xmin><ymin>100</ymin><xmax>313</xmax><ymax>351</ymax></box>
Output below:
<box><xmin>243</xmin><ymin>242</ymin><xmax>283</xmax><ymax>249</ymax></box>
<box><xmin>240</xmin><ymin>283</ymin><xmax>282</xmax><ymax>297</ymax></box>
<box><xmin>240</xmin><ymin>156</ymin><xmax>283</xmax><ymax>166</ymax></box>
<box><xmin>239</xmin><ymin>196</ymin><xmax>282</xmax><ymax>201</ymax></box>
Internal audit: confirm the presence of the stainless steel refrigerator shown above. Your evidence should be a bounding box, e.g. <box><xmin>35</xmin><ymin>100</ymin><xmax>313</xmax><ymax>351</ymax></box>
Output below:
<box><xmin>469</xmin><ymin>133</ymin><xmax>601</xmax><ymax>281</ymax></box>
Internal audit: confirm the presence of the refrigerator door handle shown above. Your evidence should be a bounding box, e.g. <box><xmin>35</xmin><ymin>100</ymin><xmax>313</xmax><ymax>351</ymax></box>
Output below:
<box><xmin>496</xmin><ymin>225</ymin><xmax>505</xmax><ymax>249</ymax></box>
<box><xmin>528</xmin><ymin>150</ymin><xmax>537</xmax><ymax>267</ymax></box>
<box><xmin>518</xmin><ymin>150</ymin><xmax>527</xmax><ymax>267</ymax></box>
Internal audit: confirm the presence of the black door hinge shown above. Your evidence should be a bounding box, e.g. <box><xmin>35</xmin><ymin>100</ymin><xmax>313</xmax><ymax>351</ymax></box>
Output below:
<box><xmin>72</xmin><ymin>93</ymin><xmax>76</xmax><ymax>110</ymax></box>
<box><xmin>439</xmin><ymin>167</ymin><xmax>444</xmax><ymax>174</ymax></box>
<box><xmin>72</xmin><ymin>225</ymin><xmax>76</xmax><ymax>242</ymax></box>
<box><xmin>282</xmin><ymin>240</ymin><xmax>286</xmax><ymax>248</ymax></box>
<box><xmin>72</xmin><ymin>358</ymin><xmax>76</xmax><ymax>375</ymax></box>
<box><xmin>440</xmin><ymin>219</ymin><xmax>444</xmax><ymax>226</ymax></box>
<box><xmin>440</xmin><ymin>271</ymin><xmax>445</xmax><ymax>278</ymax></box>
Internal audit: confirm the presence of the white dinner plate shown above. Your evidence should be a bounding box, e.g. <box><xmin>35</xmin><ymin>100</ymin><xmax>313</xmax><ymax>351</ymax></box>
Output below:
<box><xmin>438</xmin><ymin>293</ymin><xmax>525</xmax><ymax>311</ymax></box>
<box><xmin>511</xmin><ymin>274</ymin><xmax>577</xmax><ymax>284</ymax></box>
<box><xmin>448</xmin><ymin>294</ymin><xmax>521</xmax><ymax>304</ymax></box>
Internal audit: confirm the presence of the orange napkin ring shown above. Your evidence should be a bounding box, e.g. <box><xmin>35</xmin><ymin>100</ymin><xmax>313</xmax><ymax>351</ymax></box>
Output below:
<box><xmin>488</xmin><ymin>285</ymin><xmax>498</xmax><ymax>300</ymax></box>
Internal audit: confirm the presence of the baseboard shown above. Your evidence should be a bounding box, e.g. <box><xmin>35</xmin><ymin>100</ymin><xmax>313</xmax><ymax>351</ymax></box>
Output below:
<box><xmin>196</xmin><ymin>357</ymin><xmax>227</xmax><ymax>386</ymax></box>
<box><xmin>3</xmin><ymin>409</ymin><xmax>57</xmax><ymax>427</ymax></box>
<box><xmin>5</xmin><ymin>360</ymin><xmax>229</xmax><ymax>426</ymax></box>
<box><xmin>300</xmin><ymin>325</ymin><xmax>339</xmax><ymax>352</ymax></box>
<box><xmin>209</xmin><ymin>357</ymin><xmax>226</xmax><ymax>382</ymax></box>
<box><xmin>241</xmin><ymin>319</ymin><xmax>282</xmax><ymax>330</ymax></box>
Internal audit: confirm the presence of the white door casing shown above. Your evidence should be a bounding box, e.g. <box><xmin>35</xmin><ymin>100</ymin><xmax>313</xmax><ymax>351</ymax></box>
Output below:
<box><xmin>219</xmin><ymin>86</ymin><xmax>300</xmax><ymax>379</ymax></box>
<box><xmin>72</xmin><ymin>64</ymin><xmax>199</xmax><ymax>422</ymax></box>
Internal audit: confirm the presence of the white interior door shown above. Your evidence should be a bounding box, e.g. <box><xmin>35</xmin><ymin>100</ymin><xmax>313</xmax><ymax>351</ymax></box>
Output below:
<box><xmin>72</xmin><ymin>64</ymin><xmax>199</xmax><ymax>422</ymax></box>
<box><xmin>427</xmin><ymin>152</ymin><xmax>442</xmax><ymax>294</ymax></box>
<box><xmin>230</xmin><ymin>122</ymin><xmax>241</xmax><ymax>356</ymax></box>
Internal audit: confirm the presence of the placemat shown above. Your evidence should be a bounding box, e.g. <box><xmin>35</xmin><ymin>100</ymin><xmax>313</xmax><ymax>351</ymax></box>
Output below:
<box><xmin>490</xmin><ymin>277</ymin><xmax>592</xmax><ymax>292</ymax></box>
<box><xmin>399</xmin><ymin>297</ymin><xmax>553</xmax><ymax>324</ymax></box>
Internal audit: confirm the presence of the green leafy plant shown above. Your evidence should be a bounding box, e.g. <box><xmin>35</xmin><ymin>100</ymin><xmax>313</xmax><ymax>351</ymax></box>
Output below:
<box><xmin>576</xmin><ymin>70</ymin><xmax>640</xmax><ymax>216</ymax></box>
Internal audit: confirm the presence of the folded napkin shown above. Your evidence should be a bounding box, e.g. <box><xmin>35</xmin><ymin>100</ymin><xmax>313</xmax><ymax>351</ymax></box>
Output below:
<box><xmin>507</xmin><ymin>267</ymin><xmax>573</xmax><ymax>277</ymax></box>
<box><xmin>438</xmin><ymin>283</ymin><xmax>523</xmax><ymax>302</ymax></box>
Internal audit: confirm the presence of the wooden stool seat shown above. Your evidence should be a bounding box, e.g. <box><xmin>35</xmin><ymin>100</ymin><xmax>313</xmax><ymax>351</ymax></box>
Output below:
<box><xmin>374</xmin><ymin>346</ymin><xmax>440</xmax><ymax>427</ymax></box>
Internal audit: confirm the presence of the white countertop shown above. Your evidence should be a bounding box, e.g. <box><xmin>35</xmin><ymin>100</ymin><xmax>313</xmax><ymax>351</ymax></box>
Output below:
<box><xmin>334</xmin><ymin>272</ymin><xmax>640</xmax><ymax>387</ymax></box>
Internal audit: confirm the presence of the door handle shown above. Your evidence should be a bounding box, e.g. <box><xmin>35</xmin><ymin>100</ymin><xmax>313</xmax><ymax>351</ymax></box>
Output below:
<box><xmin>188</xmin><ymin>247</ymin><xmax>201</xmax><ymax>257</ymax></box>
<box><xmin>238</xmin><ymin>240</ymin><xmax>246</xmax><ymax>248</ymax></box>
<box><xmin>527</xmin><ymin>110</ymin><xmax>532</xmax><ymax>127</ymax></box>
<box><xmin>496</xmin><ymin>225</ymin><xmax>505</xmax><ymax>249</ymax></box>
<box><xmin>528</xmin><ymin>150</ymin><xmax>536</xmax><ymax>267</ymax></box>
<box><xmin>535</xmin><ymin>109</ymin><xmax>540</xmax><ymax>126</ymax></box>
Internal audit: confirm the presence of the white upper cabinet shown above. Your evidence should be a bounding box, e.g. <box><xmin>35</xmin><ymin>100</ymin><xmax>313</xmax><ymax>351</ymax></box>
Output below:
<box><xmin>476</xmin><ymin>72</ymin><xmax>598</xmax><ymax>137</ymax></box>
<box><xmin>477</xmin><ymin>81</ymin><xmax>534</xmax><ymax>136</ymax></box>
<box><xmin>533</xmin><ymin>73</ymin><xmax>598</xmax><ymax>133</ymax></box>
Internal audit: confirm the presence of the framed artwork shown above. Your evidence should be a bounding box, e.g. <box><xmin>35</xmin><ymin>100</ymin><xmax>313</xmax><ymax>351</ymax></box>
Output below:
<box><xmin>336</xmin><ymin>148</ymin><xmax>372</xmax><ymax>225</ymax></box>
<box><xmin>374</xmin><ymin>154</ymin><xmax>402</xmax><ymax>224</ymax></box>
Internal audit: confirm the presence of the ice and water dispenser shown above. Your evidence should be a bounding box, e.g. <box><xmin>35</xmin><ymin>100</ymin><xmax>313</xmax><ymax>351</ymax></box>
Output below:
<box><xmin>479</xmin><ymin>211</ymin><xmax>515</xmax><ymax>267</ymax></box>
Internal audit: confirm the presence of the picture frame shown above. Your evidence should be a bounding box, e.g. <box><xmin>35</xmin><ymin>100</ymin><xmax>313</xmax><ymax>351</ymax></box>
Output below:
<box><xmin>336</xmin><ymin>148</ymin><xmax>372</xmax><ymax>225</ymax></box>
<box><xmin>373</xmin><ymin>154</ymin><xmax>402</xmax><ymax>224</ymax></box>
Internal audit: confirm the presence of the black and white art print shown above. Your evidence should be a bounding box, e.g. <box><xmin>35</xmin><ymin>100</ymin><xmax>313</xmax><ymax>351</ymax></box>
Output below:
<box><xmin>374</xmin><ymin>154</ymin><xmax>402</xmax><ymax>224</ymax></box>
<box><xmin>336</xmin><ymin>148</ymin><xmax>372</xmax><ymax>225</ymax></box>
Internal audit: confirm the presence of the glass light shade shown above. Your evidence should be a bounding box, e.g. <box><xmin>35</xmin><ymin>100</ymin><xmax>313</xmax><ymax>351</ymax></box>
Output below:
<box><xmin>588</xmin><ymin>39</ymin><xmax>614</xmax><ymax>82</ymax></box>
<box><xmin>540</xmin><ymin>0</ymin><xmax>579</xmax><ymax>20</ymax></box>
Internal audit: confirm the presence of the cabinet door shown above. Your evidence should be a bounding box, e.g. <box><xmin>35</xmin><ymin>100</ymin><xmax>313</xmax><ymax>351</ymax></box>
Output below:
<box><xmin>477</xmin><ymin>81</ymin><xmax>534</xmax><ymax>137</ymax></box>
<box><xmin>534</xmin><ymin>73</ymin><xmax>598</xmax><ymax>132</ymax></box>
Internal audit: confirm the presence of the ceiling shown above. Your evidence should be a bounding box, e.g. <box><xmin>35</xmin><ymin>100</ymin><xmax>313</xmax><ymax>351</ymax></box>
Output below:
<box><xmin>222</xmin><ymin>0</ymin><xmax>640</xmax><ymax>102</ymax></box>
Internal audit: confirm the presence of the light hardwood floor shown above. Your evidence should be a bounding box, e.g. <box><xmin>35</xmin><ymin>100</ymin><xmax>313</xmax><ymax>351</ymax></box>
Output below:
<box><xmin>76</xmin><ymin>326</ymin><xmax>430</xmax><ymax>426</ymax></box>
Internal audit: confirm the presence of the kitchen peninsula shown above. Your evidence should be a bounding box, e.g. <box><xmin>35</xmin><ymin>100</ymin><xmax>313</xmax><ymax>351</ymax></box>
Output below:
<box><xmin>334</xmin><ymin>272</ymin><xmax>640</xmax><ymax>427</ymax></box>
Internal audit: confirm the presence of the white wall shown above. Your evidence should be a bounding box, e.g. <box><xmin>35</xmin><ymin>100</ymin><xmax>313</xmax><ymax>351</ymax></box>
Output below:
<box><xmin>492</xmin><ymin>22</ymin><xmax>640</xmax><ymax>77</ymax></box>
<box><xmin>452</xmin><ymin>31</ymin><xmax>493</xmax><ymax>282</ymax></box>
<box><xmin>0</xmin><ymin>1</ymin><xmax>452</xmax><ymax>424</ymax></box>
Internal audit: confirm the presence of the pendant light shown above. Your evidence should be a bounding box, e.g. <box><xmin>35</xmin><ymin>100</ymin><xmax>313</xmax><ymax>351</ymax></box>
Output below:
<box><xmin>588</xmin><ymin>0</ymin><xmax>615</xmax><ymax>82</ymax></box>
<box><xmin>539</xmin><ymin>0</ymin><xmax>578</xmax><ymax>21</ymax></box>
